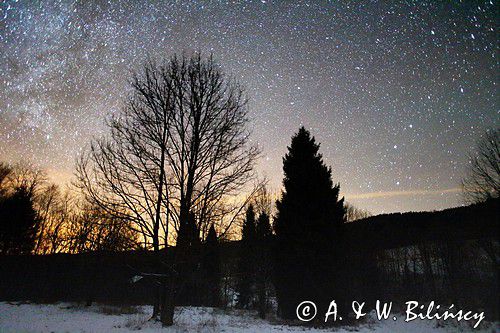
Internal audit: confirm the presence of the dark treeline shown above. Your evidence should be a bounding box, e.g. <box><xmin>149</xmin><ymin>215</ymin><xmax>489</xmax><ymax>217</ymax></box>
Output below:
<box><xmin>0</xmin><ymin>200</ymin><xmax>497</xmax><ymax>319</ymax></box>
<box><xmin>0</xmin><ymin>162</ymin><xmax>141</xmax><ymax>256</ymax></box>
<box><xmin>0</xmin><ymin>53</ymin><xmax>498</xmax><ymax>327</ymax></box>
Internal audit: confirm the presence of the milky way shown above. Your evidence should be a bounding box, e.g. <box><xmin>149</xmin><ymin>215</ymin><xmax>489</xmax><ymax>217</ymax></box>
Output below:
<box><xmin>0</xmin><ymin>0</ymin><xmax>498</xmax><ymax>213</ymax></box>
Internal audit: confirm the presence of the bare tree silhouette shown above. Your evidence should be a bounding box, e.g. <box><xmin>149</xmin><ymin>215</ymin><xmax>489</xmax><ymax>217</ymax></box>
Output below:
<box><xmin>344</xmin><ymin>201</ymin><xmax>371</xmax><ymax>222</ymax></box>
<box><xmin>462</xmin><ymin>129</ymin><xmax>500</xmax><ymax>203</ymax></box>
<box><xmin>76</xmin><ymin>52</ymin><xmax>260</xmax><ymax>326</ymax></box>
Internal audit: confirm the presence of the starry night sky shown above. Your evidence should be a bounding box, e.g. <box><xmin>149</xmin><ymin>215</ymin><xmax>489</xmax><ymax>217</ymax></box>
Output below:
<box><xmin>0</xmin><ymin>0</ymin><xmax>498</xmax><ymax>214</ymax></box>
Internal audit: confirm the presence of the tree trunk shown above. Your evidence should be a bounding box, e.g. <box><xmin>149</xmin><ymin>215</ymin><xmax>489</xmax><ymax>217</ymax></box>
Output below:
<box><xmin>160</xmin><ymin>275</ymin><xmax>176</xmax><ymax>326</ymax></box>
<box><xmin>151</xmin><ymin>285</ymin><xmax>161</xmax><ymax>320</ymax></box>
<box><xmin>150</xmin><ymin>233</ymin><xmax>161</xmax><ymax>320</ymax></box>
<box><xmin>152</xmin><ymin>136</ymin><xmax>167</xmax><ymax>320</ymax></box>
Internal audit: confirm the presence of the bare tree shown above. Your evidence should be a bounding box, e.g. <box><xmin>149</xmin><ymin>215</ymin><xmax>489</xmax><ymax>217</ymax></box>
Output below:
<box><xmin>0</xmin><ymin>162</ymin><xmax>47</xmax><ymax>199</ymax></box>
<box><xmin>7</xmin><ymin>162</ymin><xmax>47</xmax><ymax>198</ymax></box>
<box><xmin>34</xmin><ymin>184</ymin><xmax>71</xmax><ymax>254</ymax></box>
<box><xmin>462</xmin><ymin>128</ymin><xmax>500</xmax><ymax>203</ymax></box>
<box><xmin>344</xmin><ymin>201</ymin><xmax>371</xmax><ymax>222</ymax></box>
<box><xmin>65</xmin><ymin>201</ymin><xmax>141</xmax><ymax>253</ymax></box>
<box><xmin>250</xmin><ymin>182</ymin><xmax>274</xmax><ymax>217</ymax></box>
<box><xmin>76</xmin><ymin>53</ymin><xmax>260</xmax><ymax>326</ymax></box>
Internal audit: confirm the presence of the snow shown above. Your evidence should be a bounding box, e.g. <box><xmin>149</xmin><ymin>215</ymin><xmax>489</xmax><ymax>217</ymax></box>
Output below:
<box><xmin>0</xmin><ymin>302</ymin><xmax>496</xmax><ymax>333</ymax></box>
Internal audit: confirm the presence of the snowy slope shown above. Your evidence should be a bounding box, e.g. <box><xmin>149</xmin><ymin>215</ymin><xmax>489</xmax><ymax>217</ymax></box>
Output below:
<box><xmin>0</xmin><ymin>302</ymin><xmax>496</xmax><ymax>333</ymax></box>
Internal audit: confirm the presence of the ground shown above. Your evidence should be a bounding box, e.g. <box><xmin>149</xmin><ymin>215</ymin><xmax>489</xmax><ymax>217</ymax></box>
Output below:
<box><xmin>0</xmin><ymin>302</ymin><xmax>496</xmax><ymax>332</ymax></box>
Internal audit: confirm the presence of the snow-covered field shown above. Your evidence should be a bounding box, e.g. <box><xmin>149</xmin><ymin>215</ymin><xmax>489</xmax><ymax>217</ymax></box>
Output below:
<box><xmin>0</xmin><ymin>302</ymin><xmax>496</xmax><ymax>333</ymax></box>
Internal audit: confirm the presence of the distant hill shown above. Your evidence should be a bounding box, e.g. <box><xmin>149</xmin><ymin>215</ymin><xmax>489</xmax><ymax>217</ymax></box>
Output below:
<box><xmin>343</xmin><ymin>198</ymin><xmax>498</xmax><ymax>251</ymax></box>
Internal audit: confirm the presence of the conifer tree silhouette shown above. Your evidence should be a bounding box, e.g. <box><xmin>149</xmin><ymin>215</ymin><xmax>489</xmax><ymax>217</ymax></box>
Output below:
<box><xmin>203</xmin><ymin>224</ymin><xmax>221</xmax><ymax>307</ymax></box>
<box><xmin>274</xmin><ymin>126</ymin><xmax>345</xmax><ymax>319</ymax></box>
<box><xmin>237</xmin><ymin>204</ymin><xmax>257</xmax><ymax>308</ymax></box>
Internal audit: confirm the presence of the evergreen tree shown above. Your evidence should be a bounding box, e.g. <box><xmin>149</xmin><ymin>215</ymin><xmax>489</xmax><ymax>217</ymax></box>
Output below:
<box><xmin>242</xmin><ymin>204</ymin><xmax>257</xmax><ymax>242</ymax></box>
<box><xmin>256</xmin><ymin>212</ymin><xmax>272</xmax><ymax>240</ymax></box>
<box><xmin>274</xmin><ymin>127</ymin><xmax>345</xmax><ymax>319</ymax></box>
<box><xmin>203</xmin><ymin>224</ymin><xmax>221</xmax><ymax>307</ymax></box>
<box><xmin>256</xmin><ymin>212</ymin><xmax>272</xmax><ymax>318</ymax></box>
<box><xmin>236</xmin><ymin>204</ymin><xmax>256</xmax><ymax>308</ymax></box>
<box><xmin>0</xmin><ymin>186</ymin><xmax>39</xmax><ymax>255</ymax></box>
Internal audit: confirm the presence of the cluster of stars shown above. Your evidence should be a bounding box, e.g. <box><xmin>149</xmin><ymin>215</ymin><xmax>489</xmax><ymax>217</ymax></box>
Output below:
<box><xmin>0</xmin><ymin>0</ymin><xmax>497</xmax><ymax>213</ymax></box>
